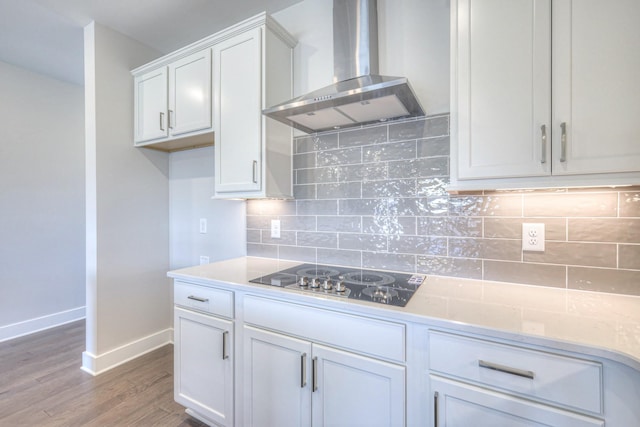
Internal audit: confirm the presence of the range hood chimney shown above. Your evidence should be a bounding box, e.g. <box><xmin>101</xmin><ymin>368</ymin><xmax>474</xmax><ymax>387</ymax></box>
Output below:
<box><xmin>263</xmin><ymin>0</ymin><xmax>425</xmax><ymax>134</ymax></box>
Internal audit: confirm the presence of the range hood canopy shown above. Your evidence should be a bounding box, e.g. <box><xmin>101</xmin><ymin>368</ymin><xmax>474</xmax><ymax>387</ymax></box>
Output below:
<box><xmin>263</xmin><ymin>0</ymin><xmax>425</xmax><ymax>134</ymax></box>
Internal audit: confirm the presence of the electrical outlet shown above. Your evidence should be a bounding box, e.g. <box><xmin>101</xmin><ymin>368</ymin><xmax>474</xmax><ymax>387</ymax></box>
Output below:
<box><xmin>522</xmin><ymin>223</ymin><xmax>545</xmax><ymax>252</ymax></box>
<box><xmin>199</xmin><ymin>256</ymin><xmax>209</xmax><ymax>265</ymax></box>
<box><xmin>271</xmin><ymin>219</ymin><xmax>281</xmax><ymax>239</ymax></box>
<box><xmin>199</xmin><ymin>218</ymin><xmax>207</xmax><ymax>234</ymax></box>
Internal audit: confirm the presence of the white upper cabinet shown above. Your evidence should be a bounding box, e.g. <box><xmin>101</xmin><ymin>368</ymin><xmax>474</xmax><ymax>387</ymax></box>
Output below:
<box><xmin>552</xmin><ymin>0</ymin><xmax>640</xmax><ymax>176</ymax></box>
<box><xmin>133</xmin><ymin>49</ymin><xmax>213</xmax><ymax>152</ymax></box>
<box><xmin>213</xmin><ymin>28</ymin><xmax>263</xmax><ymax>194</ymax></box>
<box><xmin>134</xmin><ymin>67</ymin><xmax>169</xmax><ymax>143</ymax></box>
<box><xmin>168</xmin><ymin>49</ymin><xmax>212</xmax><ymax>137</ymax></box>
<box><xmin>213</xmin><ymin>15</ymin><xmax>296</xmax><ymax>199</ymax></box>
<box><xmin>131</xmin><ymin>13</ymin><xmax>295</xmax><ymax>196</ymax></box>
<box><xmin>451</xmin><ymin>0</ymin><xmax>640</xmax><ymax>190</ymax></box>
<box><xmin>454</xmin><ymin>0</ymin><xmax>551</xmax><ymax>180</ymax></box>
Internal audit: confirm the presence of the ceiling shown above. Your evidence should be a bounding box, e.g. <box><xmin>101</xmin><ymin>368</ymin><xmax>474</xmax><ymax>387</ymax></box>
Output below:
<box><xmin>0</xmin><ymin>0</ymin><xmax>303</xmax><ymax>85</ymax></box>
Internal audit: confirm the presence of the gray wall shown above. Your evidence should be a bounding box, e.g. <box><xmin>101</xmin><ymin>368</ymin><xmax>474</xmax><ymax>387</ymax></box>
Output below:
<box><xmin>84</xmin><ymin>22</ymin><xmax>171</xmax><ymax>371</ymax></box>
<box><xmin>247</xmin><ymin>115</ymin><xmax>640</xmax><ymax>296</ymax></box>
<box><xmin>169</xmin><ymin>147</ymin><xmax>246</xmax><ymax>269</ymax></box>
<box><xmin>0</xmin><ymin>60</ymin><xmax>85</xmax><ymax>340</ymax></box>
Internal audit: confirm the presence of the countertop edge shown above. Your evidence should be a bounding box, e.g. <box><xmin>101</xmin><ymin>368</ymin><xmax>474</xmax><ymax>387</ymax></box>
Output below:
<box><xmin>168</xmin><ymin>257</ymin><xmax>640</xmax><ymax>373</ymax></box>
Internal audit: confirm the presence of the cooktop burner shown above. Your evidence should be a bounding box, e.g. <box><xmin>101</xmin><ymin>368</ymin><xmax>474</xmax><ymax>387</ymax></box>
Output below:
<box><xmin>249</xmin><ymin>263</ymin><xmax>425</xmax><ymax>307</ymax></box>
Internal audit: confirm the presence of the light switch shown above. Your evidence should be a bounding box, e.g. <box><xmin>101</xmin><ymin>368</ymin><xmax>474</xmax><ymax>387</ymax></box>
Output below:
<box><xmin>199</xmin><ymin>218</ymin><xmax>207</xmax><ymax>234</ymax></box>
<box><xmin>271</xmin><ymin>219</ymin><xmax>281</xmax><ymax>239</ymax></box>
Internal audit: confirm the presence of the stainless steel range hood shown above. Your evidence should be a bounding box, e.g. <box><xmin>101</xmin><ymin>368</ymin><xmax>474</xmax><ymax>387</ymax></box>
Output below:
<box><xmin>263</xmin><ymin>0</ymin><xmax>425</xmax><ymax>134</ymax></box>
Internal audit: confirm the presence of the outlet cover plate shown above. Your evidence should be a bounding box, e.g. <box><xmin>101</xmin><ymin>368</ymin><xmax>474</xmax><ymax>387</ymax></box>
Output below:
<box><xmin>522</xmin><ymin>223</ymin><xmax>545</xmax><ymax>252</ymax></box>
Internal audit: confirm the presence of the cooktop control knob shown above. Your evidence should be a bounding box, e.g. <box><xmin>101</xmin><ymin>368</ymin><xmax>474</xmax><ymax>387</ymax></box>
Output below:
<box><xmin>299</xmin><ymin>276</ymin><xmax>309</xmax><ymax>287</ymax></box>
<box><xmin>311</xmin><ymin>278</ymin><xmax>321</xmax><ymax>289</ymax></box>
<box><xmin>335</xmin><ymin>278</ymin><xmax>346</xmax><ymax>292</ymax></box>
<box><xmin>322</xmin><ymin>279</ymin><xmax>333</xmax><ymax>291</ymax></box>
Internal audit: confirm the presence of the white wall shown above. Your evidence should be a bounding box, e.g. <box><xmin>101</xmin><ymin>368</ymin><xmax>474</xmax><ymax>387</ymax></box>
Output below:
<box><xmin>0</xmin><ymin>60</ymin><xmax>85</xmax><ymax>341</ymax></box>
<box><xmin>83</xmin><ymin>22</ymin><xmax>171</xmax><ymax>374</ymax></box>
<box><xmin>169</xmin><ymin>147</ymin><xmax>246</xmax><ymax>269</ymax></box>
<box><xmin>274</xmin><ymin>0</ymin><xmax>450</xmax><ymax>115</ymax></box>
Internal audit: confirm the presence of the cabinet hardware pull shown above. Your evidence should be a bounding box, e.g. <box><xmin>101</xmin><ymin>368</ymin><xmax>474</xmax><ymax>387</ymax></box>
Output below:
<box><xmin>159</xmin><ymin>112</ymin><xmax>165</xmax><ymax>131</ymax></box>
<box><xmin>312</xmin><ymin>357</ymin><xmax>318</xmax><ymax>392</ymax></box>
<box><xmin>478</xmin><ymin>360</ymin><xmax>535</xmax><ymax>379</ymax></box>
<box><xmin>252</xmin><ymin>160</ymin><xmax>258</xmax><ymax>184</ymax></box>
<box><xmin>222</xmin><ymin>331</ymin><xmax>229</xmax><ymax>360</ymax></box>
<box><xmin>560</xmin><ymin>122</ymin><xmax>567</xmax><ymax>162</ymax></box>
<box><xmin>168</xmin><ymin>109</ymin><xmax>174</xmax><ymax>129</ymax></box>
<box><xmin>301</xmin><ymin>353</ymin><xmax>307</xmax><ymax>388</ymax></box>
<box><xmin>187</xmin><ymin>295</ymin><xmax>208</xmax><ymax>303</ymax></box>
<box><xmin>540</xmin><ymin>124</ymin><xmax>547</xmax><ymax>164</ymax></box>
<box><xmin>434</xmin><ymin>391</ymin><xmax>439</xmax><ymax>427</ymax></box>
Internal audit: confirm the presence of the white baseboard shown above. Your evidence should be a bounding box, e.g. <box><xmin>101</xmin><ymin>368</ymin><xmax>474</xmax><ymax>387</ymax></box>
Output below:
<box><xmin>81</xmin><ymin>328</ymin><xmax>173</xmax><ymax>376</ymax></box>
<box><xmin>0</xmin><ymin>307</ymin><xmax>86</xmax><ymax>343</ymax></box>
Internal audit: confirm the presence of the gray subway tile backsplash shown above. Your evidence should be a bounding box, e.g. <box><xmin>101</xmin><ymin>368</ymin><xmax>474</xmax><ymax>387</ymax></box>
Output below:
<box><xmin>296</xmin><ymin>231</ymin><xmax>337</xmax><ymax>248</ymax></box>
<box><xmin>245</xmin><ymin>115</ymin><xmax>640</xmax><ymax>297</ymax></box>
<box><xmin>417</xmin><ymin>136</ymin><xmax>450</xmax><ymax>158</ymax></box>
<box><xmin>619</xmin><ymin>245</ymin><xmax>640</xmax><ymax>270</ymax></box>
<box><xmin>619</xmin><ymin>191</ymin><xmax>640</xmax><ymax>217</ymax></box>
<box><xmin>337</xmin><ymin>163</ymin><xmax>388</xmax><ymax>182</ymax></box>
<box><xmin>317</xmin><ymin>248</ymin><xmax>362</xmax><ymax>267</ymax></box>
<box><xmin>339</xmin><ymin>125</ymin><xmax>388</xmax><ymax>147</ymax></box>
<box><xmin>317</xmin><ymin>216</ymin><xmax>362</xmax><ymax>233</ymax></box>
<box><xmin>317</xmin><ymin>182</ymin><xmax>362</xmax><ymax>200</ymax></box>
<box><xmin>363</xmin><ymin>141</ymin><xmax>416</xmax><ymax>163</ymax></box>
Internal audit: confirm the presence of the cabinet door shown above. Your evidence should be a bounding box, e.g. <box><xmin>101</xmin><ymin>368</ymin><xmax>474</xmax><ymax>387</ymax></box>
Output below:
<box><xmin>168</xmin><ymin>49</ymin><xmax>212</xmax><ymax>137</ymax></box>
<box><xmin>134</xmin><ymin>67</ymin><xmax>168</xmax><ymax>143</ymax></box>
<box><xmin>431</xmin><ymin>376</ymin><xmax>603</xmax><ymax>427</ymax></box>
<box><xmin>552</xmin><ymin>0</ymin><xmax>640</xmax><ymax>175</ymax></box>
<box><xmin>243</xmin><ymin>326</ymin><xmax>312</xmax><ymax>427</ymax></box>
<box><xmin>174</xmin><ymin>307</ymin><xmax>233</xmax><ymax>427</ymax></box>
<box><xmin>213</xmin><ymin>27</ymin><xmax>263</xmax><ymax>193</ymax></box>
<box><xmin>454</xmin><ymin>0</ymin><xmax>551</xmax><ymax>179</ymax></box>
<box><xmin>312</xmin><ymin>344</ymin><xmax>405</xmax><ymax>427</ymax></box>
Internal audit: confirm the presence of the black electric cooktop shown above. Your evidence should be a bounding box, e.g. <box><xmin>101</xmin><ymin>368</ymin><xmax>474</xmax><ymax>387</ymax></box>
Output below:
<box><xmin>249</xmin><ymin>263</ymin><xmax>425</xmax><ymax>307</ymax></box>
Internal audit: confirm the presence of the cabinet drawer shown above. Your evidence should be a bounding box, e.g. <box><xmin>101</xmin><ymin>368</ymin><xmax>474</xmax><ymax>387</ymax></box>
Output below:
<box><xmin>429</xmin><ymin>331</ymin><xmax>603</xmax><ymax>414</ymax></box>
<box><xmin>174</xmin><ymin>281</ymin><xmax>234</xmax><ymax>318</ymax></box>
<box><xmin>244</xmin><ymin>295</ymin><xmax>405</xmax><ymax>362</ymax></box>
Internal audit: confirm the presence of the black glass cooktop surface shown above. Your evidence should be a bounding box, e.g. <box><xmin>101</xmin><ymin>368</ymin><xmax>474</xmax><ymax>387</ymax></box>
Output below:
<box><xmin>249</xmin><ymin>263</ymin><xmax>425</xmax><ymax>307</ymax></box>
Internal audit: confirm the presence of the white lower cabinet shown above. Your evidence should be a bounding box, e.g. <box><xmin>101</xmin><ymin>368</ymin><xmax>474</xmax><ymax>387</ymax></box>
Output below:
<box><xmin>243</xmin><ymin>326</ymin><xmax>311</xmax><ymax>427</ymax></box>
<box><xmin>431</xmin><ymin>376</ymin><xmax>603</xmax><ymax>427</ymax></box>
<box><xmin>174</xmin><ymin>302</ymin><xmax>234</xmax><ymax>426</ymax></box>
<box><xmin>311</xmin><ymin>343</ymin><xmax>405</xmax><ymax>427</ymax></box>
<box><xmin>428</xmin><ymin>331</ymin><xmax>604</xmax><ymax>427</ymax></box>
<box><xmin>243</xmin><ymin>326</ymin><xmax>405</xmax><ymax>427</ymax></box>
<box><xmin>169</xmin><ymin>278</ymin><xmax>640</xmax><ymax>427</ymax></box>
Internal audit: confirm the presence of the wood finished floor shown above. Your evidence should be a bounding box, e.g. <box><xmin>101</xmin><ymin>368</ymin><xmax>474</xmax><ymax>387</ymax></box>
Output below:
<box><xmin>0</xmin><ymin>320</ymin><xmax>206</xmax><ymax>426</ymax></box>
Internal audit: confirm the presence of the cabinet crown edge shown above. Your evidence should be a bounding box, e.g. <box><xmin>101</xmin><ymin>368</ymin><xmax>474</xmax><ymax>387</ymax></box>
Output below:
<box><xmin>130</xmin><ymin>11</ymin><xmax>297</xmax><ymax>77</ymax></box>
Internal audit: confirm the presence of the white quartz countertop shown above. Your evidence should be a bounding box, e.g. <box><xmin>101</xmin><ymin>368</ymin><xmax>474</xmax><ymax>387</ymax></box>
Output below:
<box><xmin>168</xmin><ymin>256</ymin><xmax>640</xmax><ymax>371</ymax></box>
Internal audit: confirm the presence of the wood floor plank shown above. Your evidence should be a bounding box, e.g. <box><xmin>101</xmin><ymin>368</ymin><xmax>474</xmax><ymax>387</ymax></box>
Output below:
<box><xmin>0</xmin><ymin>320</ymin><xmax>205</xmax><ymax>426</ymax></box>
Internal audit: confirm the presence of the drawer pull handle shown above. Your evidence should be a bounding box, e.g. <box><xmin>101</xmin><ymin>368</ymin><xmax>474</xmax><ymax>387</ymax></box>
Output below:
<box><xmin>478</xmin><ymin>360</ymin><xmax>534</xmax><ymax>379</ymax></box>
<box><xmin>252</xmin><ymin>160</ymin><xmax>258</xmax><ymax>184</ymax></box>
<box><xmin>560</xmin><ymin>122</ymin><xmax>567</xmax><ymax>162</ymax></box>
<box><xmin>312</xmin><ymin>357</ymin><xmax>318</xmax><ymax>392</ymax></box>
<box><xmin>540</xmin><ymin>124</ymin><xmax>547</xmax><ymax>164</ymax></box>
<box><xmin>187</xmin><ymin>295</ymin><xmax>209</xmax><ymax>303</ymax></box>
<box><xmin>301</xmin><ymin>353</ymin><xmax>307</xmax><ymax>388</ymax></box>
<box><xmin>222</xmin><ymin>331</ymin><xmax>229</xmax><ymax>360</ymax></box>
